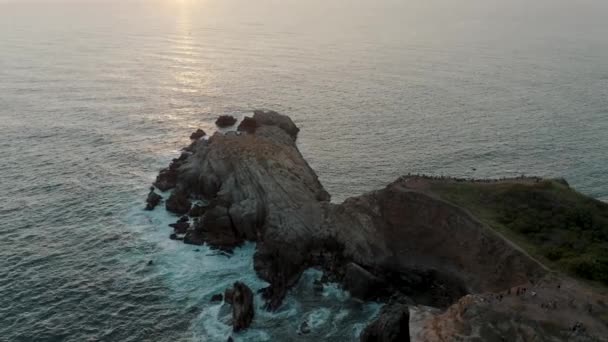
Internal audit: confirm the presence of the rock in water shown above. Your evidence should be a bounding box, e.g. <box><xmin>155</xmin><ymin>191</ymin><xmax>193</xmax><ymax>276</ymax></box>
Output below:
<box><xmin>215</xmin><ymin>115</ymin><xmax>237</xmax><ymax>127</ymax></box>
<box><xmin>194</xmin><ymin>205</ymin><xmax>243</xmax><ymax>251</ymax></box>
<box><xmin>145</xmin><ymin>189</ymin><xmax>162</xmax><ymax>210</ymax></box>
<box><xmin>343</xmin><ymin>262</ymin><xmax>385</xmax><ymax>300</ymax></box>
<box><xmin>165</xmin><ymin>190</ymin><xmax>191</xmax><ymax>215</ymax></box>
<box><xmin>237</xmin><ymin>116</ymin><xmax>259</xmax><ymax>134</ymax></box>
<box><xmin>210</xmin><ymin>293</ymin><xmax>223</xmax><ymax>303</ymax></box>
<box><xmin>148</xmin><ymin>111</ymin><xmax>608</xmax><ymax>340</ymax></box>
<box><xmin>225</xmin><ymin>282</ymin><xmax>254</xmax><ymax>332</ymax></box>
<box><xmin>253</xmin><ymin>110</ymin><xmax>300</xmax><ymax>139</ymax></box>
<box><xmin>190</xmin><ymin>128</ymin><xmax>206</xmax><ymax>140</ymax></box>
<box><xmin>169</xmin><ymin>221</ymin><xmax>189</xmax><ymax>234</ymax></box>
<box><xmin>360</xmin><ymin>303</ymin><xmax>410</xmax><ymax>342</ymax></box>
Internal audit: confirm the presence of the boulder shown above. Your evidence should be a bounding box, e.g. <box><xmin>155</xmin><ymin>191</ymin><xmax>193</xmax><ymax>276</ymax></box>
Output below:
<box><xmin>165</xmin><ymin>190</ymin><xmax>191</xmax><ymax>215</ymax></box>
<box><xmin>196</xmin><ymin>206</ymin><xmax>244</xmax><ymax>251</ymax></box>
<box><xmin>145</xmin><ymin>189</ymin><xmax>162</xmax><ymax>210</ymax></box>
<box><xmin>215</xmin><ymin>115</ymin><xmax>237</xmax><ymax>128</ymax></box>
<box><xmin>210</xmin><ymin>293</ymin><xmax>223</xmax><ymax>303</ymax></box>
<box><xmin>237</xmin><ymin>116</ymin><xmax>259</xmax><ymax>134</ymax></box>
<box><xmin>153</xmin><ymin>168</ymin><xmax>177</xmax><ymax>192</ymax></box>
<box><xmin>183</xmin><ymin>229</ymin><xmax>204</xmax><ymax>245</ymax></box>
<box><xmin>190</xmin><ymin>128</ymin><xmax>206</xmax><ymax>140</ymax></box>
<box><xmin>252</xmin><ymin>110</ymin><xmax>299</xmax><ymax>139</ymax></box>
<box><xmin>225</xmin><ymin>282</ymin><xmax>254</xmax><ymax>332</ymax></box>
<box><xmin>360</xmin><ymin>303</ymin><xmax>410</xmax><ymax>342</ymax></box>
<box><xmin>169</xmin><ymin>221</ymin><xmax>189</xmax><ymax>234</ymax></box>
<box><xmin>343</xmin><ymin>262</ymin><xmax>384</xmax><ymax>300</ymax></box>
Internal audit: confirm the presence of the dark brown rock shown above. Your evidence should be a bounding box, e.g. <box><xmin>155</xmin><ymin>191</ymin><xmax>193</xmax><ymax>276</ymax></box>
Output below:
<box><xmin>228</xmin><ymin>282</ymin><xmax>254</xmax><ymax>332</ymax></box>
<box><xmin>147</xmin><ymin>111</ymin><xmax>608</xmax><ymax>341</ymax></box>
<box><xmin>195</xmin><ymin>206</ymin><xmax>244</xmax><ymax>251</ymax></box>
<box><xmin>252</xmin><ymin>110</ymin><xmax>299</xmax><ymax>140</ymax></box>
<box><xmin>183</xmin><ymin>230</ymin><xmax>204</xmax><ymax>245</ymax></box>
<box><xmin>169</xmin><ymin>221</ymin><xmax>189</xmax><ymax>234</ymax></box>
<box><xmin>210</xmin><ymin>293</ymin><xmax>223</xmax><ymax>303</ymax></box>
<box><xmin>215</xmin><ymin>115</ymin><xmax>237</xmax><ymax>128</ymax></box>
<box><xmin>360</xmin><ymin>303</ymin><xmax>410</xmax><ymax>342</ymax></box>
<box><xmin>145</xmin><ymin>189</ymin><xmax>162</xmax><ymax>210</ymax></box>
<box><xmin>190</xmin><ymin>128</ymin><xmax>206</xmax><ymax>140</ymax></box>
<box><xmin>224</xmin><ymin>287</ymin><xmax>234</xmax><ymax>305</ymax></box>
<box><xmin>237</xmin><ymin>116</ymin><xmax>259</xmax><ymax>134</ymax></box>
<box><xmin>153</xmin><ymin>168</ymin><xmax>177</xmax><ymax>192</ymax></box>
<box><xmin>165</xmin><ymin>190</ymin><xmax>191</xmax><ymax>215</ymax></box>
<box><xmin>343</xmin><ymin>262</ymin><xmax>385</xmax><ymax>300</ymax></box>
<box><xmin>189</xmin><ymin>204</ymin><xmax>207</xmax><ymax>217</ymax></box>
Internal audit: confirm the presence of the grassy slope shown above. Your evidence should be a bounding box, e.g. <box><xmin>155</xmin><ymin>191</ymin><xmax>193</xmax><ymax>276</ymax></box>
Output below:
<box><xmin>429</xmin><ymin>179</ymin><xmax>608</xmax><ymax>286</ymax></box>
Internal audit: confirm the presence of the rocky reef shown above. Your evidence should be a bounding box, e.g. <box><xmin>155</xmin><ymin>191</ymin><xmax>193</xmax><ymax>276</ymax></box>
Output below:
<box><xmin>146</xmin><ymin>110</ymin><xmax>608</xmax><ymax>341</ymax></box>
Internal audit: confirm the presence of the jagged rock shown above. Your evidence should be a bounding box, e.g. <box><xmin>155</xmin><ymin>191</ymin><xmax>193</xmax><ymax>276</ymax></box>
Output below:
<box><xmin>188</xmin><ymin>204</ymin><xmax>206</xmax><ymax>217</ymax></box>
<box><xmin>147</xmin><ymin>111</ymin><xmax>608</xmax><ymax>340</ymax></box>
<box><xmin>237</xmin><ymin>116</ymin><xmax>258</xmax><ymax>134</ymax></box>
<box><xmin>183</xmin><ymin>229</ymin><xmax>204</xmax><ymax>245</ymax></box>
<box><xmin>153</xmin><ymin>168</ymin><xmax>177</xmax><ymax>191</ymax></box>
<box><xmin>215</xmin><ymin>115</ymin><xmax>237</xmax><ymax>127</ymax></box>
<box><xmin>178</xmin><ymin>215</ymin><xmax>189</xmax><ymax>223</ymax></box>
<box><xmin>169</xmin><ymin>221</ymin><xmax>189</xmax><ymax>234</ymax></box>
<box><xmin>224</xmin><ymin>282</ymin><xmax>254</xmax><ymax>332</ymax></box>
<box><xmin>253</xmin><ymin>110</ymin><xmax>299</xmax><ymax>139</ymax></box>
<box><xmin>360</xmin><ymin>302</ymin><xmax>410</xmax><ymax>342</ymax></box>
<box><xmin>190</xmin><ymin>128</ymin><xmax>206</xmax><ymax>140</ymax></box>
<box><xmin>195</xmin><ymin>205</ymin><xmax>244</xmax><ymax>251</ymax></box>
<box><xmin>145</xmin><ymin>189</ymin><xmax>162</xmax><ymax>210</ymax></box>
<box><xmin>165</xmin><ymin>190</ymin><xmax>191</xmax><ymax>215</ymax></box>
<box><xmin>224</xmin><ymin>287</ymin><xmax>234</xmax><ymax>305</ymax></box>
<box><xmin>343</xmin><ymin>262</ymin><xmax>384</xmax><ymax>300</ymax></box>
<box><xmin>210</xmin><ymin>294</ymin><xmax>223</xmax><ymax>303</ymax></box>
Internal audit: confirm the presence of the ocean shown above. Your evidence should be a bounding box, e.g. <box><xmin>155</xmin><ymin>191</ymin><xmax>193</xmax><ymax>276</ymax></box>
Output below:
<box><xmin>1</xmin><ymin>0</ymin><xmax>607</xmax><ymax>340</ymax></box>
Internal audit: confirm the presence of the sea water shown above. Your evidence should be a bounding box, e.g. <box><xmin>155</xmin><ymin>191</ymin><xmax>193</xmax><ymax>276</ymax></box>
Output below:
<box><xmin>1</xmin><ymin>0</ymin><xmax>607</xmax><ymax>340</ymax></box>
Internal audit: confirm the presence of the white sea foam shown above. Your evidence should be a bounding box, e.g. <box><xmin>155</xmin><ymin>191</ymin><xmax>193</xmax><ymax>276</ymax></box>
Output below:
<box><xmin>126</xmin><ymin>189</ymin><xmax>382</xmax><ymax>340</ymax></box>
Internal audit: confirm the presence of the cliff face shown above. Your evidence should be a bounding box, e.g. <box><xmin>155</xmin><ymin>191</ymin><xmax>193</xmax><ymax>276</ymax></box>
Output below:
<box><xmin>150</xmin><ymin>111</ymin><xmax>608</xmax><ymax>341</ymax></box>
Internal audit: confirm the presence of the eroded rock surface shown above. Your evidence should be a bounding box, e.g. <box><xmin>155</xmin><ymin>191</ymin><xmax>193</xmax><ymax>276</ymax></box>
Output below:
<box><xmin>360</xmin><ymin>302</ymin><xmax>410</xmax><ymax>342</ymax></box>
<box><xmin>145</xmin><ymin>188</ymin><xmax>162</xmax><ymax>210</ymax></box>
<box><xmin>215</xmin><ymin>115</ymin><xmax>237</xmax><ymax>127</ymax></box>
<box><xmin>224</xmin><ymin>282</ymin><xmax>254</xmax><ymax>332</ymax></box>
<box><xmin>149</xmin><ymin>111</ymin><xmax>608</xmax><ymax>340</ymax></box>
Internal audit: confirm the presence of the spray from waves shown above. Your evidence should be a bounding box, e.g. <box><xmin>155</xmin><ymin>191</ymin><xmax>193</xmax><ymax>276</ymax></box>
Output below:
<box><xmin>124</xmin><ymin>190</ymin><xmax>382</xmax><ymax>341</ymax></box>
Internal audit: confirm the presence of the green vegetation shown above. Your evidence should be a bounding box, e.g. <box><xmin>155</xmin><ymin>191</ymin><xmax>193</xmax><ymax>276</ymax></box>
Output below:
<box><xmin>431</xmin><ymin>179</ymin><xmax>608</xmax><ymax>285</ymax></box>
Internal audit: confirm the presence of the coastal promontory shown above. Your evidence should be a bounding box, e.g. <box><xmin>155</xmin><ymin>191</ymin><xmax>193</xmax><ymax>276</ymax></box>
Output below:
<box><xmin>147</xmin><ymin>111</ymin><xmax>608</xmax><ymax>341</ymax></box>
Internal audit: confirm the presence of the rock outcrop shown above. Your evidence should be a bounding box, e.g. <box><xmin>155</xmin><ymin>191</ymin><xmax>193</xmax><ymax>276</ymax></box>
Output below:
<box><xmin>145</xmin><ymin>188</ymin><xmax>162</xmax><ymax>210</ymax></box>
<box><xmin>215</xmin><ymin>115</ymin><xmax>237</xmax><ymax>128</ymax></box>
<box><xmin>165</xmin><ymin>190</ymin><xmax>191</xmax><ymax>215</ymax></box>
<box><xmin>224</xmin><ymin>282</ymin><xmax>255</xmax><ymax>332</ymax></box>
<box><xmin>148</xmin><ymin>110</ymin><xmax>608</xmax><ymax>340</ymax></box>
<box><xmin>237</xmin><ymin>116</ymin><xmax>258</xmax><ymax>134</ymax></box>
<box><xmin>360</xmin><ymin>302</ymin><xmax>410</xmax><ymax>342</ymax></box>
<box><xmin>190</xmin><ymin>128</ymin><xmax>206</xmax><ymax>140</ymax></box>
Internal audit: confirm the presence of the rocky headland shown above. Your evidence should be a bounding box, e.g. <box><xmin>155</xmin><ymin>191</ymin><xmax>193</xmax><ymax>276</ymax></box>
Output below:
<box><xmin>147</xmin><ymin>110</ymin><xmax>608</xmax><ymax>341</ymax></box>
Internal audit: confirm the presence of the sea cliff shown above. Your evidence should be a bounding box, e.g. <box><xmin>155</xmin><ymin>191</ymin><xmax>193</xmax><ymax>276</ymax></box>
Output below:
<box><xmin>146</xmin><ymin>111</ymin><xmax>608</xmax><ymax>341</ymax></box>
